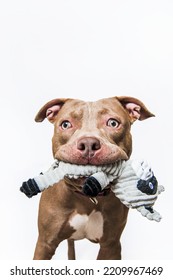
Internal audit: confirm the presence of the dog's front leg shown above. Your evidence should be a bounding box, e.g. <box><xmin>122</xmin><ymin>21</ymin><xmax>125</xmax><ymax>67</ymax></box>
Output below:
<box><xmin>97</xmin><ymin>197</ymin><xmax>128</xmax><ymax>260</ymax></box>
<box><xmin>97</xmin><ymin>240</ymin><xmax>122</xmax><ymax>260</ymax></box>
<box><xmin>33</xmin><ymin>237</ymin><xmax>61</xmax><ymax>260</ymax></box>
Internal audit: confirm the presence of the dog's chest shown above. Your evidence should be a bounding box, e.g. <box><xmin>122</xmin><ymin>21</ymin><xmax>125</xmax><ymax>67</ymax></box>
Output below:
<box><xmin>68</xmin><ymin>210</ymin><xmax>104</xmax><ymax>241</ymax></box>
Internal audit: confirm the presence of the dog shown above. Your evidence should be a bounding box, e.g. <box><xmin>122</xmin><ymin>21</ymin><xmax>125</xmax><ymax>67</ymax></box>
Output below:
<box><xmin>33</xmin><ymin>96</ymin><xmax>154</xmax><ymax>260</ymax></box>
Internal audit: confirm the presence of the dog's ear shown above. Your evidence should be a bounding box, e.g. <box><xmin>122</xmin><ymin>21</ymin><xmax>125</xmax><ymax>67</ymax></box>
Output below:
<box><xmin>116</xmin><ymin>96</ymin><xmax>155</xmax><ymax>123</ymax></box>
<box><xmin>35</xmin><ymin>98</ymin><xmax>71</xmax><ymax>123</ymax></box>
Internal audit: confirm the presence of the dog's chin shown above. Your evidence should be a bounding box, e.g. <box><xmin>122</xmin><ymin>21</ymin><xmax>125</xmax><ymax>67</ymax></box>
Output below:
<box><xmin>64</xmin><ymin>176</ymin><xmax>87</xmax><ymax>188</ymax></box>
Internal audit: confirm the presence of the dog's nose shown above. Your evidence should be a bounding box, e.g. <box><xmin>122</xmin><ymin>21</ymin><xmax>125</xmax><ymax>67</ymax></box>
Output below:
<box><xmin>77</xmin><ymin>137</ymin><xmax>101</xmax><ymax>158</ymax></box>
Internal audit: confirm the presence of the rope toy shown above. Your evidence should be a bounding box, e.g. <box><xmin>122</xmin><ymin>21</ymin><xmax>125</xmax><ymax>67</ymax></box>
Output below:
<box><xmin>20</xmin><ymin>160</ymin><xmax>164</xmax><ymax>222</ymax></box>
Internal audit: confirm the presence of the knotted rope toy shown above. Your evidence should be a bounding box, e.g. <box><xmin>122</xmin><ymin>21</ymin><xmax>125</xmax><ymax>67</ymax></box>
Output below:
<box><xmin>20</xmin><ymin>160</ymin><xmax>164</xmax><ymax>222</ymax></box>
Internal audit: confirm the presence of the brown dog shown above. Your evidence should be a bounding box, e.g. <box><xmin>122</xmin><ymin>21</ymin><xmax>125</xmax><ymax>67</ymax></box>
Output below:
<box><xmin>33</xmin><ymin>96</ymin><xmax>154</xmax><ymax>260</ymax></box>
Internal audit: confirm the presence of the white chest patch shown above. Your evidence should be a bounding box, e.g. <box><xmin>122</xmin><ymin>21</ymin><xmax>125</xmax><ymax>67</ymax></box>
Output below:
<box><xmin>69</xmin><ymin>210</ymin><xmax>104</xmax><ymax>241</ymax></box>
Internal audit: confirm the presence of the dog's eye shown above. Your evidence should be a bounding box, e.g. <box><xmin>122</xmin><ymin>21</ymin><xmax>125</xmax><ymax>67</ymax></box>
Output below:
<box><xmin>60</xmin><ymin>121</ymin><xmax>72</xmax><ymax>130</ymax></box>
<box><xmin>107</xmin><ymin>118</ymin><xmax>120</xmax><ymax>128</ymax></box>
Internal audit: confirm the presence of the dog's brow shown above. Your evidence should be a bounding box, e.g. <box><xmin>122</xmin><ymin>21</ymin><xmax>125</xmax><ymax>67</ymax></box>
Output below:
<box><xmin>98</xmin><ymin>108</ymin><xmax>109</xmax><ymax>115</ymax></box>
<box><xmin>70</xmin><ymin>110</ymin><xmax>83</xmax><ymax>120</ymax></box>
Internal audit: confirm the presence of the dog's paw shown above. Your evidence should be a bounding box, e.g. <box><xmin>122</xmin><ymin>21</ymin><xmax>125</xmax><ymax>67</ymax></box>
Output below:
<box><xmin>82</xmin><ymin>176</ymin><xmax>102</xmax><ymax>197</ymax></box>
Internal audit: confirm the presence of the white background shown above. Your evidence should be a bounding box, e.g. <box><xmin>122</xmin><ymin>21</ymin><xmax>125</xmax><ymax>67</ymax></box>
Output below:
<box><xmin>0</xmin><ymin>0</ymin><xmax>173</xmax><ymax>260</ymax></box>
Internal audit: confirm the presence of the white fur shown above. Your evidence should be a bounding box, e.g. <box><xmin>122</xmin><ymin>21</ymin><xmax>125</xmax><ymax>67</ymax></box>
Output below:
<box><xmin>69</xmin><ymin>211</ymin><xmax>104</xmax><ymax>241</ymax></box>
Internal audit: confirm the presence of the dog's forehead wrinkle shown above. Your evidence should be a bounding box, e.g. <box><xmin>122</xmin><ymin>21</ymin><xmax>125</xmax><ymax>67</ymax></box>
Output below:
<box><xmin>70</xmin><ymin>109</ymin><xmax>83</xmax><ymax>120</ymax></box>
<box><xmin>84</xmin><ymin>101</ymin><xmax>126</xmax><ymax>126</ymax></box>
<box><xmin>98</xmin><ymin>108</ymin><xmax>109</xmax><ymax>115</ymax></box>
<box><xmin>75</xmin><ymin>101</ymin><xmax>125</xmax><ymax>129</ymax></box>
<box><xmin>57</xmin><ymin>102</ymin><xmax>85</xmax><ymax>121</ymax></box>
<box><xmin>80</xmin><ymin>102</ymin><xmax>97</xmax><ymax>127</ymax></box>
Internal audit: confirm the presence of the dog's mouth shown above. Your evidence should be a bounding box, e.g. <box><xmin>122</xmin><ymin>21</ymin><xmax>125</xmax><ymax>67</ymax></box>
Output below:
<box><xmin>62</xmin><ymin>162</ymin><xmax>101</xmax><ymax>187</ymax></box>
<box><xmin>56</xmin><ymin>160</ymin><xmax>123</xmax><ymax>188</ymax></box>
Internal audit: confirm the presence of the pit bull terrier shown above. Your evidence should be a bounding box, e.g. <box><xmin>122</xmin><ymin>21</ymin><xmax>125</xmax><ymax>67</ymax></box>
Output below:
<box><xmin>33</xmin><ymin>96</ymin><xmax>154</xmax><ymax>260</ymax></box>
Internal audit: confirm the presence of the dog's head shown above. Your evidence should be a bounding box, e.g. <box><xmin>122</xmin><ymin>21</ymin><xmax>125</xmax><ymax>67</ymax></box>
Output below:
<box><xmin>35</xmin><ymin>96</ymin><xmax>154</xmax><ymax>166</ymax></box>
